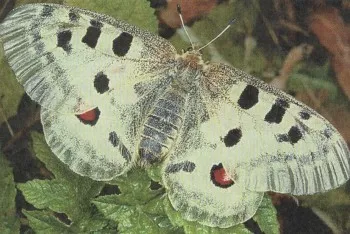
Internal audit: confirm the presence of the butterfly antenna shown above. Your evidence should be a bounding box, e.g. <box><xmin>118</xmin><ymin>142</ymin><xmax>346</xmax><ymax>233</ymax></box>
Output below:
<box><xmin>198</xmin><ymin>18</ymin><xmax>236</xmax><ymax>51</ymax></box>
<box><xmin>177</xmin><ymin>4</ymin><xmax>195</xmax><ymax>50</ymax></box>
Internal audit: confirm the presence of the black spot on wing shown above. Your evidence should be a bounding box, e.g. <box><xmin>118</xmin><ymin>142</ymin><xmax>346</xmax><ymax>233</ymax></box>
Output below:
<box><xmin>109</xmin><ymin>131</ymin><xmax>120</xmax><ymax>147</ymax></box>
<box><xmin>109</xmin><ymin>131</ymin><xmax>132</xmax><ymax>162</ymax></box>
<box><xmin>69</xmin><ymin>11</ymin><xmax>79</xmax><ymax>22</ymax></box>
<box><xmin>90</xmin><ymin>19</ymin><xmax>103</xmax><ymax>28</ymax></box>
<box><xmin>165</xmin><ymin>161</ymin><xmax>196</xmax><ymax>174</ymax></box>
<box><xmin>323</xmin><ymin>128</ymin><xmax>333</xmax><ymax>139</ymax></box>
<box><xmin>113</xmin><ymin>32</ymin><xmax>133</xmax><ymax>56</ymax></box>
<box><xmin>120</xmin><ymin>144</ymin><xmax>132</xmax><ymax>162</ymax></box>
<box><xmin>94</xmin><ymin>72</ymin><xmax>109</xmax><ymax>94</ymax></box>
<box><xmin>299</xmin><ymin>111</ymin><xmax>311</xmax><ymax>120</ymax></box>
<box><xmin>223</xmin><ymin>128</ymin><xmax>242</xmax><ymax>147</ymax></box>
<box><xmin>41</xmin><ymin>5</ymin><xmax>54</xmax><ymax>17</ymax></box>
<box><xmin>238</xmin><ymin>85</ymin><xmax>259</xmax><ymax>109</ymax></box>
<box><xmin>183</xmin><ymin>161</ymin><xmax>196</xmax><ymax>172</ymax></box>
<box><xmin>264</xmin><ymin>99</ymin><xmax>290</xmax><ymax>124</ymax></box>
<box><xmin>288</xmin><ymin>126</ymin><xmax>303</xmax><ymax>144</ymax></box>
<box><xmin>277</xmin><ymin>125</ymin><xmax>303</xmax><ymax>144</ymax></box>
<box><xmin>57</xmin><ymin>30</ymin><xmax>72</xmax><ymax>53</ymax></box>
<box><xmin>82</xmin><ymin>20</ymin><xmax>103</xmax><ymax>48</ymax></box>
<box><xmin>165</xmin><ymin>163</ymin><xmax>182</xmax><ymax>173</ymax></box>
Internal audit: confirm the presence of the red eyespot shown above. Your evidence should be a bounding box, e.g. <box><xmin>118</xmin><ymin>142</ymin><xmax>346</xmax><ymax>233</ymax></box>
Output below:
<box><xmin>210</xmin><ymin>163</ymin><xmax>234</xmax><ymax>188</ymax></box>
<box><xmin>76</xmin><ymin>107</ymin><xmax>100</xmax><ymax>126</ymax></box>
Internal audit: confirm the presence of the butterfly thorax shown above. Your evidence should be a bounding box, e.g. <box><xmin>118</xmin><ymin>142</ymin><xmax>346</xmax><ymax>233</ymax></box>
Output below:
<box><xmin>172</xmin><ymin>50</ymin><xmax>204</xmax><ymax>92</ymax></box>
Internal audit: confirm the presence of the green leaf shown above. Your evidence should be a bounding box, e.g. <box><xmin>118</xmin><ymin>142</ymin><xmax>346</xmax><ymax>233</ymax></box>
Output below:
<box><xmin>64</xmin><ymin>0</ymin><xmax>157</xmax><ymax>32</ymax></box>
<box><xmin>146</xmin><ymin>165</ymin><xmax>163</xmax><ymax>183</ymax></box>
<box><xmin>94</xmin><ymin>195</ymin><xmax>166</xmax><ymax>234</ymax></box>
<box><xmin>94</xmin><ymin>169</ymin><xmax>178</xmax><ymax>234</ymax></box>
<box><xmin>15</xmin><ymin>0</ymin><xmax>63</xmax><ymax>6</ymax></box>
<box><xmin>23</xmin><ymin>210</ymin><xmax>71</xmax><ymax>234</ymax></box>
<box><xmin>0</xmin><ymin>152</ymin><xmax>20</xmax><ymax>234</ymax></box>
<box><xmin>253</xmin><ymin>195</ymin><xmax>279</xmax><ymax>234</ymax></box>
<box><xmin>18</xmin><ymin>133</ymin><xmax>116</xmax><ymax>232</ymax></box>
<box><xmin>111</xmin><ymin>169</ymin><xmax>164</xmax><ymax>202</ymax></box>
<box><xmin>289</xmin><ymin>72</ymin><xmax>338</xmax><ymax>101</ymax></box>
<box><xmin>31</xmin><ymin>132</ymin><xmax>81</xmax><ymax>179</ymax></box>
<box><xmin>23</xmin><ymin>209</ymin><xmax>117</xmax><ymax>234</ymax></box>
<box><xmin>0</xmin><ymin>46</ymin><xmax>24</xmax><ymax>126</ymax></box>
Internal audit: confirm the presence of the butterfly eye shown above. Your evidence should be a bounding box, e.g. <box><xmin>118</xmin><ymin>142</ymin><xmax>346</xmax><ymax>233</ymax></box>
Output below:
<box><xmin>185</xmin><ymin>47</ymin><xmax>193</xmax><ymax>52</ymax></box>
<box><xmin>210</xmin><ymin>163</ymin><xmax>234</xmax><ymax>188</ymax></box>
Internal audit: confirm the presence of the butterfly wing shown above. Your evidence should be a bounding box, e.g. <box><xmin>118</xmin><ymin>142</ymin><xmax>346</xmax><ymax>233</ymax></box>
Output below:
<box><xmin>199</xmin><ymin>63</ymin><xmax>350</xmax><ymax>195</ymax></box>
<box><xmin>162</xmin><ymin>147</ymin><xmax>263</xmax><ymax>228</ymax></box>
<box><xmin>162</xmin><ymin>62</ymin><xmax>349</xmax><ymax>226</ymax></box>
<box><xmin>160</xmin><ymin>72</ymin><xmax>264</xmax><ymax>228</ymax></box>
<box><xmin>0</xmin><ymin>4</ymin><xmax>176</xmax><ymax>179</ymax></box>
<box><xmin>0</xmin><ymin>3</ymin><xmax>176</xmax><ymax>112</ymax></box>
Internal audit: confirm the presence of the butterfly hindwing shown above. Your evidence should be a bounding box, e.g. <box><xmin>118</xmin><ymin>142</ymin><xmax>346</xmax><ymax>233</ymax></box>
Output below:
<box><xmin>162</xmin><ymin>147</ymin><xmax>263</xmax><ymax>228</ymax></box>
<box><xmin>41</xmin><ymin>101</ymin><xmax>131</xmax><ymax>180</ymax></box>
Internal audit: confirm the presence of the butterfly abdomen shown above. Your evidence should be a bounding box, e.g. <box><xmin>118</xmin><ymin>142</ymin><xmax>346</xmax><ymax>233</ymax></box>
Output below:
<box><xmin>138</xmin><ymin>89</ymin><xmax>187</xmax><ymax>164</ymax></box>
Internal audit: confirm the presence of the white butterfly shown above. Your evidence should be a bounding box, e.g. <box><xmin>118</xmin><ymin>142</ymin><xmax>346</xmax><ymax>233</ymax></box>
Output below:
<box><xmin>1</xmin><ymin>3</ymin><xmax>349</xmax><ymax>228</ymax></box>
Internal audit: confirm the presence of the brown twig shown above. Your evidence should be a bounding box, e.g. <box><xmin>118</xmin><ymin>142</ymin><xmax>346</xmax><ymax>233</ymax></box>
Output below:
<box><xmin>278</xmin><ymin>19</ymin><xmax>310</xmax><ymax>36</ymax></box>
<box><xmin>0</xmin><ymin>0</ymin><xmax>15</xmax><ymax>21</ymax></box>
<box><xmin>309</xmin><ymin>7</ymin><xmax>350</xmax><ymax>99</ymax></box>
<box><xmin>0</xmin><ymin>96</ymin><xmax>14</xmax><ymax>136</ymax></box>
<box><xmin>2</xmin><ymin>109</ymin><xmax>41</xmax><ymax>152</ymax></box>
<box><xmin>269</xmin><ymin>44</ymin><xmax>313</xmax><ymax>90</ymax></box>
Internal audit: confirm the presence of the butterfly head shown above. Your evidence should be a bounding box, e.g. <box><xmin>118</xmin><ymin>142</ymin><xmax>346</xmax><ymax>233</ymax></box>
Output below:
<box><xmin>177</xmin><ymin>49</ymin><xmax>204</xmax><ymax>70</ymax></box>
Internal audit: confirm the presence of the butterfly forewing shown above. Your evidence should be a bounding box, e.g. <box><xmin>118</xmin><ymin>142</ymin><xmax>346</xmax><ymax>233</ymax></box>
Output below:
<box><xmin>0</xmin><ymin>3</ymin><xmax>176</xmax><ymax>113</ymax></box>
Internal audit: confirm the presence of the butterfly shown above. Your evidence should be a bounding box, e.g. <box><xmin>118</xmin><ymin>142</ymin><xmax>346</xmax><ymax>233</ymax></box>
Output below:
<box><xmin>0</xmin><ymin>3</ymin><xmax>349</xmax><ymax>228</ymax></box>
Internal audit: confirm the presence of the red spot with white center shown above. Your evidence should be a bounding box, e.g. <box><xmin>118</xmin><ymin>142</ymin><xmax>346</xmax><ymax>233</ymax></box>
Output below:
<box><xmin>210</xmin><ymin>163</ymin><xmax>234</xmax><ymax>188</ymax></box>
<box><xmin>76</xmin><ymin>107</ymin><xmax>100</xmax><ymax>126</ymax></box>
